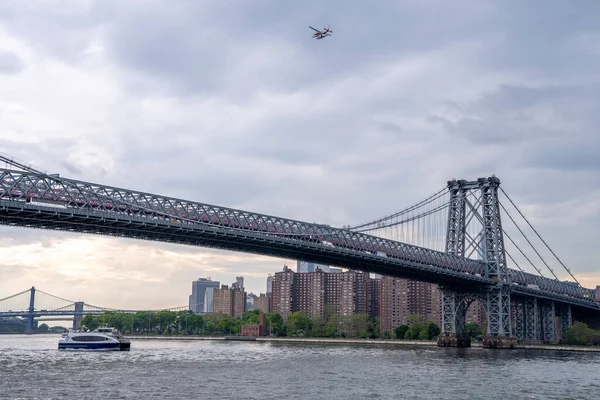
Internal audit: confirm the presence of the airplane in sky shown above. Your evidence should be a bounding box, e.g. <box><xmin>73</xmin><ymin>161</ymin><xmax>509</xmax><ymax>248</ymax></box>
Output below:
<box><xmin>309</xmin><ymin>25</ymin><xmax>333</xmax><ymax>40</ymax></box>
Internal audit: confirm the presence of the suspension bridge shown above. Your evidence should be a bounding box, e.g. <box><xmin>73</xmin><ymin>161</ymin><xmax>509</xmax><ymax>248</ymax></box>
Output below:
<box><xmin>0</xmin><ymin>154</ymin><xmax>598</xmax><ymax>346</ymax></box>
<box><xmin>0</xmin><ymin>286</ymin><xmax>189</xmax><ymax>333</ymax></box>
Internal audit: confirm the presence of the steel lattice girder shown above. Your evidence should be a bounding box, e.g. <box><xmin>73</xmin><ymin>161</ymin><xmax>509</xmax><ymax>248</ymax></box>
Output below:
<box><xmin>1</xmin><ymin>169</ymin><xmax>599</xmax><ymax>310</ymax></box>
<box><xmin>440</xmin><ymin>288</ymin><xmax>474</xmax><ymax>335</ymax></box>
<box><xmin>525</xmin><ymin>298</ymin><xmax>540</xmax><ymax>341</ymax></box>
<box><xmin>485</xmin><ymin>285</ymin><xmax>512</xmax><ymax>336</ymax></box>
<box><xmin>541</xmin><ymin>301</ymin><xmax>557</xmax><ymax>342</ymax></box>
<box><xmin>445</xmin><ymin>182</ymin><xmax>467</xmax><ymax>256</ymax></box>
<box><xmin>0</xmin><ymin>169</ymin><xmax>488</xmax><ymax>274</ymax></box>
<box><xmin>559</xmin><ymin>304</ymin><xmax>572</xmax><ymax>340</ymax></box>
<box><xmin>514</xmin><ymin>302</ymin><xmax>525</xmax><ymax>341</ymax></box>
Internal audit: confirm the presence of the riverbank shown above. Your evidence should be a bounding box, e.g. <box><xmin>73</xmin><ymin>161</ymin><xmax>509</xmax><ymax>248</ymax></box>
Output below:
<box><xmin>126</xmin><ymin>335</ymin><xmax>600</xmax><ymax>352</ymax></box>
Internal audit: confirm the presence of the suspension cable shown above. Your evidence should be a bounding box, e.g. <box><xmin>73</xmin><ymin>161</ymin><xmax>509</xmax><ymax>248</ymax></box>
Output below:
<box><xmin>352</xmin><ymin>202</ymin><xmax>449</xmax><ymax>233</ymax></box>
<box><xmin>0</xmin><ymin>288</ymin><xmax>31</xmax><ymax>303</ymax></box>
<box><xmin>505</xmin><ymin>249</ymin><xmax>524</xmax><ymax>273</ymax></box>
<box><xmin>350</xmin><ymin>187</ymin><xmax>447</xmax><ymax>229</ymax></box>
<box><xmin>503</xmin><ymin>229</ymin><xmax>546</xmax><ymax>278</ymax></box>
<box><xmin>499</xmin><ymin>201</ymin><xmax>559</xmax><ymax>280</ymax></box>
<box><xmin>500</xmin><ymin>187</ymin><xmax>580</xmax><ymax>285</ymax></box>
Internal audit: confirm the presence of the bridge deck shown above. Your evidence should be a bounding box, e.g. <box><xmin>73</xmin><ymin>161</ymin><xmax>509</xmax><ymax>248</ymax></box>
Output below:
<box><xmin>0</xmin><ymin>169</ymin><xmax>598</xmax><ymax>310</ymax></box>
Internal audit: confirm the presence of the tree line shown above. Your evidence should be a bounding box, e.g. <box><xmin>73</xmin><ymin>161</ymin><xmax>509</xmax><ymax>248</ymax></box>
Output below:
<box><xmin>80</xmin><ymin>309</ymin><xmax>442</xmax><ymax>340</ymax></box>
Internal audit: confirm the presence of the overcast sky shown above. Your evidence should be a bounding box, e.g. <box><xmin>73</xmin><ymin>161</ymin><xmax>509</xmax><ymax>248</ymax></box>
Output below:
<box><xmin>0</xmin><ymin>0</ymin><xmax>599</xmax><ymax>310</ymax></box>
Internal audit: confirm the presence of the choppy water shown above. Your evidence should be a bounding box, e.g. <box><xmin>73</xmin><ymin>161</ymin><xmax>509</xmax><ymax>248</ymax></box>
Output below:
<box><xmin>0</xmin><ymin>335</ymin><xmax>599</xmax><ymax>399</ymax></box>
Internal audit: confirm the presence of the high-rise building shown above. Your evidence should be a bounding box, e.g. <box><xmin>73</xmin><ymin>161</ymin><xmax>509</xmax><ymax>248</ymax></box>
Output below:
<box><xmin>326</xmin><ymin>271</ymin><xmax>369</xmax><ymax>316</ymax></box>
<box><xmin>272</xmin><ymin>267</ymin><xmax>370</xmax><ymax>319</ymax></box>
<box><xmin>272</xmin><ymin>266</ymin><xmax>295</xmax><ymax>318</ymax></box>
<box><xmin>246</xmin><ymin>293</ymin><xmax>258</xmax><ymax>311</ymax></box>
<box><xmin>213</xmin><ymin>284</ymin><xmax>247</xmax><ymax>318</ymax></box>
<box><xmin>466</xmin><ymin>300</ymin><xmax>486</xmax><ymax>326</ymax></box>
<box><xmin>368</xmin><ymin>276</ymin><xmax>381</xmax><ymax>318</ymax></box>
<box><xmin>233</xmin><ymin>288</ymin><xmax>247</xmax><ymax>318</ymax></box>
<box><xmin>204</xmin><ymin>286</ymin><xmax>217</xmax><ymax>313</ymax></box>
<box><xmin>189</xmin><ymin>277</ymin><xmax>220</xmax><ymax>314</ymax></box>
<box><xmin>297</xmin><ymin>260</ymin><xmax>330</xmax><ymax>273</ymax></box>
<box><xmin>254</xmin><ymin>293</ymin><xmax>271</xmax><ymax>313</ymax></box>
<box><xmin>380</xmin><ymin>277</ymin><xmax>409</xmax><ymax>334</ymax></box>
<box><xmin>295</xmin><ymin>268</ymin><xmax>327</xmax><ymax>318</ymax></box>
<box><xmin>232</xmin><ymin>276</ymin><xmax>244</xmax><ymax>291</ymax></box>
<box><xmin>213</xmin><ymin>285</ymin><xmax>234</xmax><ymax>316</ymax></box>
<box><xmin>596</xmin><ymin>285</ymin><xmax>600</xmax><ymax>301</ymax></box>
<box><xmin>379</xmin><ymin>277</ymin><xmax>442</xmax><ymax>334</ymax></box>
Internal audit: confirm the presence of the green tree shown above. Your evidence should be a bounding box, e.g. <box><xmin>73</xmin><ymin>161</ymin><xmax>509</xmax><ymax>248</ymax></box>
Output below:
<box><xmin>243</xmin><ymin>310</ymin><xmax>261</xmax><ymax>325</ymax></box>
<box><xmin>465</xmin><ymin>323</ymin><xmax>482</xmax><ymax>339</ymax></box>
<box><xmin>427</xmin><ymin>323</ymin><xmax>441</xmax><ymax>340</ymax></box>
<box><xmin>81</xmin><ymin>314</ymin><xmax>100</xmax><ymax>331</ymax></box>
<box><xmin>266</xmin><ymin>313</ymin><xmax>284</xmax><ymax>336</ymax></box>
<box><xmin>369</xmin><ymin>317</ymin><xmax>380</xmax><ymax>338</ymax></box>
<box><xmin>564</xmin><ymin>322</ymin><xmax>600</xmax><ymax>346</ymax></box>
<box><xmin>37</xmin><ymin>323</ymin><xmax>49</xmax><ymax>333</ymax></box>
<box><xmin>216</xmin><ymin>316</ymin><xmax>240</xmax><ymax>335</ymax></box>
<box><xmin>395</xmin><ymin>324</ymin><xmax>409</xmax><ymax>339</ymax></box>
<box><xmin>286</xmin><ymin>312</ymin><xmax>312</xmax><ymax>337</ymax></box>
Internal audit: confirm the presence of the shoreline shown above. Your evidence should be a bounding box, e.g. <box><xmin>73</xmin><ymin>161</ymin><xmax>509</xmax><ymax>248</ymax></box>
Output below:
<box><xmin>126</xmin><ymin>335</ymin><xmax>600</xmax><ymax>352</ymax></box>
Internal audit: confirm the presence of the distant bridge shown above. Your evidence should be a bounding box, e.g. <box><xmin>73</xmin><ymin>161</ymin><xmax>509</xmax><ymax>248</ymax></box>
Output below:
<box><xmin>0</xmin><ymin>154</ymin><xmax>598</xmax><ymax>346</ymax></box>
<box><xmin>0</xmin><ymin>286</ymin><xmax>188</xmax><ymax>332</ymax></box>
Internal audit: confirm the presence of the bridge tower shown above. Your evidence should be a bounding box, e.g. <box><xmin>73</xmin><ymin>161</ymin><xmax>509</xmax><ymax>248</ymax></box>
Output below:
<box><xmin>438</xmin><ymin>177</ymin><xmax>515</xmax><ymax>348</ymax></box>
<box><xmin>24</xmin><ymin>286</ymin><xmax>36</xmax><ymax>334</ymax></box>
<box><xmin>73</xmin><ymin>301</ymin><xmax>84</xmax><ymax>330</ymax></box>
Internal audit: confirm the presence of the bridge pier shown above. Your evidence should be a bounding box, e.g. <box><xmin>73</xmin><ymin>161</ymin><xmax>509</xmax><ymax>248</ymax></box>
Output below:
<box><xmin>514</xmin><ymin>301</ymin><xmax>525</xmax><ymax>342</ymax></box>
<box><xmin>541</xmin><ymin>301</ymin><xmax>557</xmax><ymax>343</ymax></box>
<box><xmin>481</xmin><ymin>286</ymin><xmax>516</xmax><ymax>349</ymax></box>
<box><xmin>524</xmin><ymin>298</ymin><xmax>540</xmax><ymax>342</ymax></box>
<box><xmin>559</xmin><ymin>304</ymin><xmax>572</xmax><ymax>341</ymax></box>
<box><xmin>24</xmin><ymin>286</ymin><xmax>36</xmax><ymax>335</ymax></box>
<box><xmin>73</xmin><ymin>301</ymin><xmax>84</xmax><ymax>330</ymax></box>
<box><xmin>437</xmin><ymin>289</ymin><xmax>472</xmax><ymax>347</ymax></box>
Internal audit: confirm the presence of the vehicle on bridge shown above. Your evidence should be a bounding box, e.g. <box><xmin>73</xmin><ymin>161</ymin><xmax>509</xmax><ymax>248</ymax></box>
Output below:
<box><xmin>58</xmin><ymin>327</ymin><xmax>130</xmax><ymax>351</ymax></box>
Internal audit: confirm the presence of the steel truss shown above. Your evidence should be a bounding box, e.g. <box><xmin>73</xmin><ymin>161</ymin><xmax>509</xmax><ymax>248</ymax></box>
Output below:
<box><xmin>445</xmin><ymin>177</ymin><xmax>512</xmax><ymax>336</ymax></box>
<box><xmin>514</xmin><ymin>302</ymin><xmax>525</xmax><ymax>341</ymax></box>
<box><xmin>525</xmin><ymin>298</ymin><xmax>540</xmax><ymax>341</ymax></box>
<box><xmin>541</xmin><ymin>301</ymin><xmax>557</xmax><ymax>343</ymax></box>
<box><xmin>0</xmin><ymin>169</ymin><xmax>599</xmax><ymax>310</ymax></box>
<box><xmin>440</xmin><ymin>288</ymin><xmax>476</xmax><ymax>336</ymax></box>
<box><xmin>560</xmin><ymin>304</ymin><xmax>572</xmax><ymax>340</ymax></box>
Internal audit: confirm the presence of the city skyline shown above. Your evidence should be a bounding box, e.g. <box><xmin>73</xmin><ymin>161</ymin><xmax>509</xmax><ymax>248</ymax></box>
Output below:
<box><xmin>1</xmin><ymin>1</ymin><xmax>599</xmax><ymax>309</ymax></box>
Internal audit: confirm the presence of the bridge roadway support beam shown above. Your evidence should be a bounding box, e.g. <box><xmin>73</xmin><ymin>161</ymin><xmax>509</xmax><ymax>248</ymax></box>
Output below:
<box><xmin>482</xmin><ymin>286</ymin><xmax>516</xmax><ymax>349</ymax></box>
<box><xmin>437</xmin><ymin>288</ymin><xmax>472</xmax><ymax>348</ymax></box>
<box><xmin>559</xmin><ymin>304</ymin><xmax>572</xmax><ymax>341</ymax></box>
<box><xmin>73</xmin><ymin>301</ymin><xmax>84</xmax><ymax>330</ymax></box>
<box><xmin>541</xmin><ymin>301</ymin><xmax>557</xmax><ymax>343</ymax></box>
<box><xmin>514</xmin><ymin>301</ymin><xmax>525</xmax><ymax>342</ymax></box>
<box><xmin>24</xmin><ymin>286</ymin><xmax>36</xmax><ymax>335</ymax></box>
<box><xmin>524</xmin><ymin>298</ymin><xmax>540</xmax><ymax>342</ymax></box>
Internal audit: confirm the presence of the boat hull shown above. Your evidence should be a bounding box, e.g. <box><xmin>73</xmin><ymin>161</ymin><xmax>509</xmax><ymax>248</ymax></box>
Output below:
<box><xmin>58</xmin><ymin>342</ymin><xmax>122</xmax><ymax>351</ymax></box>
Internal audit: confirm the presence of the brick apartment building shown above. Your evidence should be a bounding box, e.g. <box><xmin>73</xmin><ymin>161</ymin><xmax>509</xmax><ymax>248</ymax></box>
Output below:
<box><xmin>212</xmin><ymin>284</ymin><xmax>247</xmax><ymax>318</ymax></box>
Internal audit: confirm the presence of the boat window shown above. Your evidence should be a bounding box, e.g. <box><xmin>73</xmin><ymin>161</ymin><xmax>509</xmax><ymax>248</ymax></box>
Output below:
<box><xmin>71</xmin><ymin>336</ymin><xmax>107</xmax><ymax>341</ymax></box>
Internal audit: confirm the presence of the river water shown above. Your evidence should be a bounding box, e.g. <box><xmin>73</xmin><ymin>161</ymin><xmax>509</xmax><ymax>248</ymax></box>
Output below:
<box><xmin>0</xmin><ymin>335</ymin><xmax>599</xmax><ymax>399</ymax></box>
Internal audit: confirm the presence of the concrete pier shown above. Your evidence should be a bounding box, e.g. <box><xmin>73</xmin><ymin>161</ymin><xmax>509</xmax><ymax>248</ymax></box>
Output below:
<box><xmin>482</xmin><ymin>336</ymin><xmax>517</xmax><ymax>349</ymax></box>
<box><xmin>437</xmin><ymin>334</ymin><xmax>471</xmax><ymax>348</ymax></box>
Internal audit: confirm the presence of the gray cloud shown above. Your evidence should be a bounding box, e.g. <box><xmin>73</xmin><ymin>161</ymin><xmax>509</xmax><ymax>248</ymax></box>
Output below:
<box><xmin>0</xmin><ymin>0</ymin><xmax>599</xmax><ymax>302</ymax></box>
<box><xmin>0</xmin><ymin>51</ymin><xmax>24</xmax><ymax>74</ymax></box>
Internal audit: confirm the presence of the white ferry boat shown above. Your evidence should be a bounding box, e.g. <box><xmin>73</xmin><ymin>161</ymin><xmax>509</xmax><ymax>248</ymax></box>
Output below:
<box><xmin>58</xmin><ymin>327</ymin><xmax>131</xmax><ymax>351</ymax></box>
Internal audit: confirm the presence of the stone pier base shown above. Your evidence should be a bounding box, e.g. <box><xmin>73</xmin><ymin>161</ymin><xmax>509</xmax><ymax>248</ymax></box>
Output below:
<box><xmin>482</xmin><ymin>336</ymin><xmax>517</xmax><ymax>349</ymax></box>
<box><xmin>437</xmin><ymin>334</ymin><xmax>471</xmax><ymax>348</ymax></box>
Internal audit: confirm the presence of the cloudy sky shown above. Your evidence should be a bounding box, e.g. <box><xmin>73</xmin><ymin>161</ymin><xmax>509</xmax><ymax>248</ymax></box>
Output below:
<box><xmin>0</xmin><ymin>0</ymin><xmax>599</xmax><ymax>310</ymax></box>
